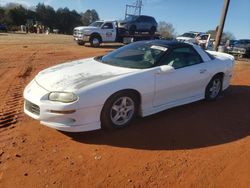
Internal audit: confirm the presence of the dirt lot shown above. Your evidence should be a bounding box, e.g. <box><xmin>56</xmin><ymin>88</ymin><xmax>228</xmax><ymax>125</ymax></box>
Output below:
<box><xmin>0</xmin><ymin>33</ymin><xmax>249</xmax><ymax>188</ymax></box>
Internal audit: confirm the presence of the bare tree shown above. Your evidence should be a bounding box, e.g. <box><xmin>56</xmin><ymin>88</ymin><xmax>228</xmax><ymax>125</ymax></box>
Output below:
<box><xmin>207</xmin><ymin>30</ymin><xmax>235</xmax><ymax>42</ymax></box>
<box><xmin>81</xmin><ymin>9</ymin><xmax>99</xmax><ymax>26</ymax></box>
<box><xmin>158</xmin><ymin>21</ymin><xmax>176</xmax><ymax>39</ymax></box>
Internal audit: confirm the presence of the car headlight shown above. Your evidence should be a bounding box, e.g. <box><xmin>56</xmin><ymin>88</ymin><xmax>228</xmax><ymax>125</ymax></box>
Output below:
<box><xmin>48</xmin><ymin>92</ymin><xmax>78</xmax><ymax>103</ymax></box>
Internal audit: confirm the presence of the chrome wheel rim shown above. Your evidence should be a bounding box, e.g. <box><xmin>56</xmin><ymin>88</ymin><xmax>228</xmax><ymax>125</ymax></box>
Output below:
<box><xmin>92</xmin><ymin>38</ymin><xmax>99</xmax><ymax>46</ymax></box>
<box><xmin>110</xmin><ymin>97</ymin><xmax>135</xmax><ymax>126</ymax></box>
<box><xmin>209</xmin><ymin>78</ymin><xmax>221</xmax><ymax>98</ymax></box>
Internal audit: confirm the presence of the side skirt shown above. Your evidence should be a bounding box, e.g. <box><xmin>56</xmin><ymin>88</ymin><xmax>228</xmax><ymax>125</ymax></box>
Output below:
<box><xmin>142</xmin><ymin>94</ymin><xmax>204</xmax><ymax>117</ymax></box>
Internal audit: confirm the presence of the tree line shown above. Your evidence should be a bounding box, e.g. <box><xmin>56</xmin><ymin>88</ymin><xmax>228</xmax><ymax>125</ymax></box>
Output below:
<box><xmin>0</xmin><ymin>3</ymin><xmax>99</xmax><ymax>34</ymax></box>
<box><xmin>0</xmin><ymin>2</ymin><xmax>235</xmax><ymax>41</ymax></box>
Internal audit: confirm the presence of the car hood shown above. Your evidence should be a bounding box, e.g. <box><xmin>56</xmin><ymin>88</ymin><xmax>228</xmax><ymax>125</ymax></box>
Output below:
<box><xmin>35</xmin><ymin>58</ymin><xmax>137</xmax><ymax>91</ymax></box>
<box><xmin>74</xmin><ymin>26</ymin><xmax>98</xmax><ymax>31</ymax></box>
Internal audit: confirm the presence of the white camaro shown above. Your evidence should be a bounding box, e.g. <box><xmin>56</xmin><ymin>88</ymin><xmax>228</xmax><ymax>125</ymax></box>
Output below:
<box><xmin>24</xmin><ymin>40</ymin><xmax>234</xmax><ymax>132</ymax></box>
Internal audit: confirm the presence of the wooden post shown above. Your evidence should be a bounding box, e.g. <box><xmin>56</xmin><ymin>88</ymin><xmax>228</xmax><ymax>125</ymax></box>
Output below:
<box><xmin>214</xmin><ymin>0</ymin><xmax>230</xmax><ymax>51</ymax></box>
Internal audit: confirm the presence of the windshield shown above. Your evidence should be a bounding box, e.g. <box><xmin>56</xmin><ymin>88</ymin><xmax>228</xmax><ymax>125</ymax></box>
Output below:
<box><xmin>125</xmin><ymin>15</ymin><xmax>138</xmax><ymax>21</ymax></box>
<box><xmin>99</xmin><ymin>42</ymin><xmax>168</xmax><ymax>69</ymax></box>
<box><xmin>234</xmin><ymin>40</ymin><xmax>250</xmax><ymax>48</ymax></box>
<box><xmin>230</xmin><ymin>40</ymin><xmax>238</xmax><ymax>45</ymax></box>
<box><xmin>181</xmin><ymin>33</ymin><xmax>196</xmax><ymax>38</ymax></box>
<box><xmin>236</xmin><ymin>40</ymin><xmax>250</xmax><ymax>45</ymax></box>
<box><xmin>89</xmin><ymin>21</ymin><xmax>104</xmax><ymax>27</ymax></box>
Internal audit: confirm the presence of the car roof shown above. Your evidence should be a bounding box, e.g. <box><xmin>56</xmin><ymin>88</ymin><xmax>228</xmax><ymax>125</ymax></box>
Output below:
<box><xmin>238</xmin><ymin>39</ymin><xmax>250</xmax><ymax>42</ymax></box>
<box><xmin>140</xmin><ymin>15</ymin><xmax>153</xmax><ymax>17</ymax></box>
<box><xmin>140</xmin><ymin>40</ymin><xmax>193</xmax><ymax>48</ymax></box>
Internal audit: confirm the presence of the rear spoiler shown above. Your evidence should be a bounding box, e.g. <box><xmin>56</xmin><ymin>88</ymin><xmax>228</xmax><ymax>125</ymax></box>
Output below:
<box><xmin>206</xmin><ymin>50</ymin><xmax>235</xmax><ymax>62</ymax></box>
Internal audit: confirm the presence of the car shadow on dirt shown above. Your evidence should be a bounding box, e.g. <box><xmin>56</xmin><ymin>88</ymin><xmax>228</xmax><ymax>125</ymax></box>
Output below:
<box><xmin>63</xmin><ymin>85</ymin><xmax>250</xmax><ymax>150</ymax></box>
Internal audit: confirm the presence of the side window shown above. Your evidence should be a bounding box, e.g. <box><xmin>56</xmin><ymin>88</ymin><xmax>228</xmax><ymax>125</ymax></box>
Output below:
<box><xmin>144</xmin><ymin>17</ymin><xmax>150</xmax><ymax>22</ymax></box>
<box><xmin>136</xmin><ymin>17</ymin><xmax>141</xmax><ymax>22</ymax></box>
<box><xmin>159</xmin><ymin>47</ymin><xmax>203</xmax><ymax>69</ymax></box>
<box><xmin>102</xmin><ymin>23</ymin><xmax>113</xmax><ymax>29</ymax></box>
<box><xmin>149</xmin><ymin>17</ymin><xmax>155</xmax><ymax>22</ymax></box>
<box><xmin>137</xmin><ymin>16</ymin><xmax>145</xmax><ymax>22</ymax></box>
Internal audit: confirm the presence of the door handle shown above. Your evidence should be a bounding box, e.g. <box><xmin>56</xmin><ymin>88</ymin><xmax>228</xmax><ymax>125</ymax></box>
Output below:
<box><xmin>200</xmin><ymin>69</ymin><xmax>207</xmax><ymax>74</ymax></box>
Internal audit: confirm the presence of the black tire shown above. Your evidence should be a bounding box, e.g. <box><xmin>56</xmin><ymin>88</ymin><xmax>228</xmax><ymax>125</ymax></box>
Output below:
<box><xmin>149</xmin><ymin>26</ymin><xmax>156</xmax><ymax>35</ymax></box>
<box><xmin>205</xmin><ymin>75</ymin><xmax>223</xmax><ymax>101</ymax></box>
<box><xmin>90</xmin><ymin>35</ymin><xmax>101</xmax><ymax>47</ymax></box>
<box><xmin>101</xmin><ymin>91</ymin><xmax>139</xmax><ymax>129</ymax></box>
<box><xmin>77</xmin><ymin>41</ymin><xmax>85</xmax><ymax>46</ymax></box>
<box><xmin>129</xmin><ymin>25</ymin><xmax>136</xmax><ymax>35</ymax></box>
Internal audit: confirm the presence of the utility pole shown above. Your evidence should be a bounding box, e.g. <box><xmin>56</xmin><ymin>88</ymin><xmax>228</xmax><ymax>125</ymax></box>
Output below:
<box><xmin>125</xmin><ymin>0</ymin><xmax>143</xmax><ymax>19</ymax></box>
<box><xmin>214</xmin><ymin>0</ymin><xmax>230</xmax><ymax>51</ymax></box>
<box><xmin>136</xmin><ymin>0</ymin><xmax>143</xmax><ymax>15</ymax></box>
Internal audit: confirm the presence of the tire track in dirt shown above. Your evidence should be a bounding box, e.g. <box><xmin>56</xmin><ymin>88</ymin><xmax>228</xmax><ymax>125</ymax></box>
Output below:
<box><xmin>0</xmin><ymin>51</ymin><xmax>37</xmax><ymax>130</ymax></box>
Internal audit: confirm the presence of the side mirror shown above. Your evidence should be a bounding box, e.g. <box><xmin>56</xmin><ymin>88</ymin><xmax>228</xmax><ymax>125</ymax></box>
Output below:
<box><xmin>157</xmin><ymin>65</ymin><xmax>175</xmax><ymax>74</ymax></box>
<box><xmin>102</xmin><ymin>25</ymin><xmax>109</xmax><ymax>29</ymax></box>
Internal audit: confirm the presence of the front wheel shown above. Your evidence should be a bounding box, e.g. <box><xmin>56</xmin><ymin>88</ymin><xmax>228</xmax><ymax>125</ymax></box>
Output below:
<box><xmin>101</xmin><ymin>92</ymin><xmax>139</xmax><ymax>129</ymax></box>
<box><xmin>90</xmin><ymin>36</ymin><xmax>101</xmax><ymax>47</ymax></box>
<box><xmin>77</xmin><ymin>41</ymin><xmax>85</xmax><ymax>46</ymax></box>
<box><xmin>205</xmin><ymin>75</ymin><xmax>223</xmax><ymax>101</ymax></box>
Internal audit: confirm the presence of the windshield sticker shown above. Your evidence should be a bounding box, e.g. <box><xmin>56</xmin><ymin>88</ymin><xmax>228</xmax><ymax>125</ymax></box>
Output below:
<box><xmin>150</xmin><ymin>45</ymin><xmax>168</xmax><ymax>52</ymax></box>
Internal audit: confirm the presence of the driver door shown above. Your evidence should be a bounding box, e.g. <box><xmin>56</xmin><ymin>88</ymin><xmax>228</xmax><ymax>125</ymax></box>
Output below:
<box><xmin>153</xmin><ymin>46</ymin><xmax>210</xmax><ymax>107</ymax></box>
<box><xmin>101</xmin><ymin>22</ymin><xmax>116</xmax><ymax>42</ymax></box>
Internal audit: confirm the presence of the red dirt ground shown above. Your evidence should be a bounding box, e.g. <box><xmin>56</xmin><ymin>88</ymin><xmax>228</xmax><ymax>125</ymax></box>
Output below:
<box><xmin>0</xmin><ymin>33</ymin><xmax>249</xmax><ymax>188</ymax></box>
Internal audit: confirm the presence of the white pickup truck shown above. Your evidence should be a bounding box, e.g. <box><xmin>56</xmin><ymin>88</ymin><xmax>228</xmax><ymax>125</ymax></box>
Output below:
<box><xmin>176</xmin><ymin>32</ymin><xmax>211</xmax><ymax>49</ymax></box>
<box><xmin>73</xmin><ymin>20</ymin><xmax>159</xmax><ymax>47</ymax></box>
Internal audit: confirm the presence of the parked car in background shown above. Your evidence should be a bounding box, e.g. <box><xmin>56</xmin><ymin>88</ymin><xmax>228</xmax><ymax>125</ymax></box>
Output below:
<box><xmin>224</xmin><ymin>39</ymin><xmax>238</xmax><ymax>54</ymax></box>
<box><xmin>176</xmin><ymin>32</ymin><xmax>200</xmax><ymax>44</ymax></box>
<box><xmin>231</xmin><ymin>39</ymin><xmax>250</xmax><ymax>58</ymax></box>
<box><xmin>118</xmin><ymin>15</ymin><xmax>158</xmax><ymax>34</ymax></box>
<box><xmin>196</xmin><ymin>34</ymin><xmax>211</xmax><ymax>49</ymax></box>
<box><xmin>0</xmin><ymin>24</ymin><xmax>7</xmax><ymax>32</ymax></box>
<box><xmin>177</xmin><ymin>32</ymin><xmax>211</xmax><ymax>49</ymax></box>
<box><xmin>24</xmin><ymin>40</ymin><xmax>234</xmax><ymax>132</ymax></box>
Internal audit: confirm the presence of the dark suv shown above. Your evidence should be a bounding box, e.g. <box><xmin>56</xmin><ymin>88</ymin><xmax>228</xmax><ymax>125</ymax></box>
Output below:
<box><xmin>0</xmin><ymin>24</ymin><xmax>7</xmax><ymax>32</ymax></box>
<box><xmin>225</xmin><ymin>39</ymin><xmax>238</xmax><ymax>53</ymax></box>
<box><xmin>118</xmin><ymin>15</ymin><xmax>158</xmax><ymax>35</ymax></box>
<box><xmin>231</xmin><ymin>39</ymin><xmax>250</xmax><ymax>58</ymax></box>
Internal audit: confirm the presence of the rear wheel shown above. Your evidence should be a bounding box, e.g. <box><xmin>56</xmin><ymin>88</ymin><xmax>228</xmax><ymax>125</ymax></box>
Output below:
<box><xmin>101</xmin><ymin>91</ymin><xmax>139</xmax><ymax>129</ymax></box>
<box><xmin>149</xmin><ymin>26</ymin><xmax>156</xmax><ymax>35</ymax></box>
<box><xmin>205</xmin><ymin>75</ymin><xmax>223</xmax><ymax>101</ymax></box>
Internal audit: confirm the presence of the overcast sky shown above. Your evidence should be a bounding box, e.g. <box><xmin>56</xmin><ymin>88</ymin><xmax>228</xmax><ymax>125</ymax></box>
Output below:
<box><xmin>1</xmin><ymin>0</ymin><xmax>249</xmax><ymax>39</ymax></box>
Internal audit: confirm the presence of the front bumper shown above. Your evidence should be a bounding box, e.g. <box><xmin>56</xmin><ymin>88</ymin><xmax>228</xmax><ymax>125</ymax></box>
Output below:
<box><xmin>73</xmin><ymin>35</ymin><xmax>90</xmax><ymax>42</ymax></box>
<box><xmin>231</xmin><ymin>47</ymin><xmax>246</xmax><ymax>55</ymax></box>
<box><xmin>23</xmin><ymin>79</ymin><xmax>101</xmax><ymax>132</ymax></box>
